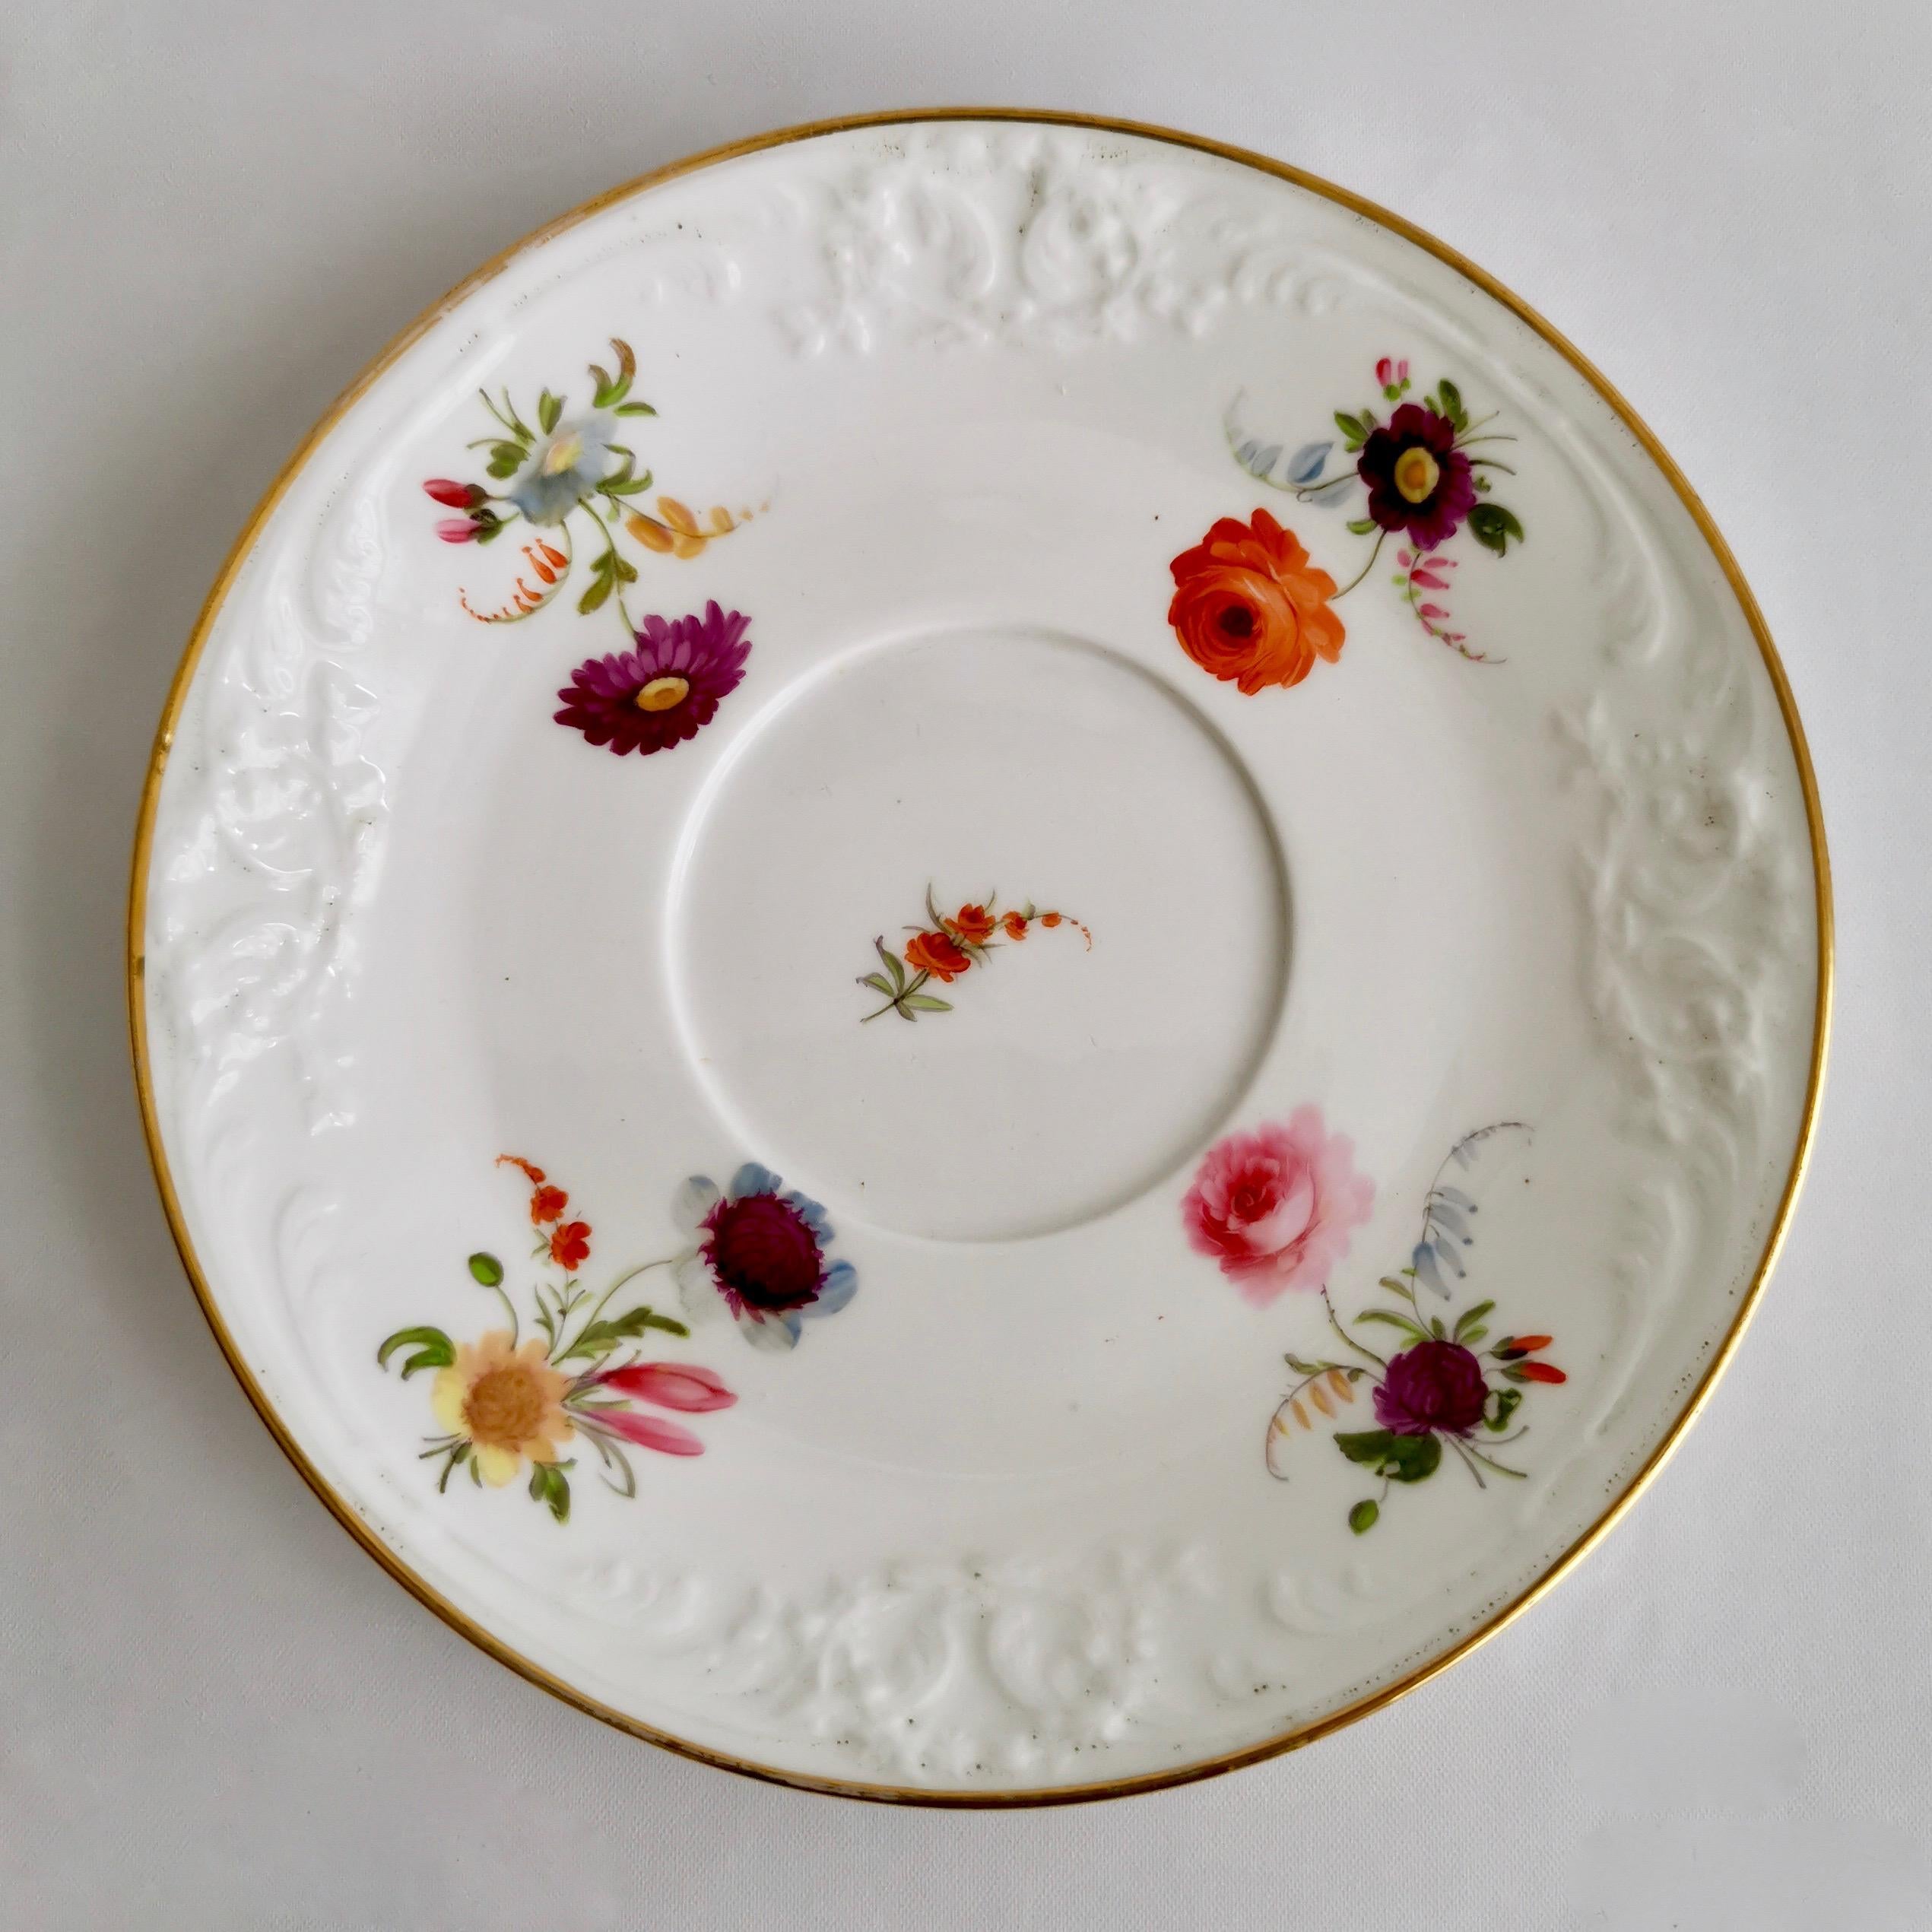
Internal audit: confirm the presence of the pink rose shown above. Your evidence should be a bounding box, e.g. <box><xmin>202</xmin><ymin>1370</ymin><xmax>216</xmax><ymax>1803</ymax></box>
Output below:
<box><xmin>1182</xmin><ymin>1106</ymin><xmax>1373</xmax><ymax>1303</ymax></box>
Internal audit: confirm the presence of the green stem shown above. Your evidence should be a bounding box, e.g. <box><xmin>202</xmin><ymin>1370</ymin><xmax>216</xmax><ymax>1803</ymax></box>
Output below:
<box><xmin>1321</xmin><ymin>1289</ymin><xmax>1386</xmax><ymax>1369</ymax></box>
<box><xmin>481</xmin><ymin>1277</ymin><xmax>519</xmax><ymax>1343</ymax></box>
<box><xmin>478</xmin><ymin>389</ymin><xmax>525</xmax><ymax>439</ymax></box>
<box><xmin>1460</xmin><ymin>1440</ymin><xmax>1528</xmax><ymax>1480</ymax></box>
<box><xmin>551</xmin><ymin>1258</ymin><xmax>675</xmax><ymax>1363</ymax></box>
<box><xmin>1446</xmin><ymin>1435</ymin><xmax>1486</xmax><ymax>1489</ymax></box>
<box><xmin>860</xmin><ymin>966</ymin><xmax>930</xmax><ymax>1023</ymax></box>
<box><xmin>1331</xmin><ymin>528</ymin><xmax>1386</xmax><ymax>601</ymax></box>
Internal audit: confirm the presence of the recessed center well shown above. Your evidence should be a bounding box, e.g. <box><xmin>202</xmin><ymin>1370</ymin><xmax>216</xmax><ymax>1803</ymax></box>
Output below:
<box><xmin>667</xmin><ymin>627</ymin><xmax>1288</xmax><ymax>1240</ymax></box>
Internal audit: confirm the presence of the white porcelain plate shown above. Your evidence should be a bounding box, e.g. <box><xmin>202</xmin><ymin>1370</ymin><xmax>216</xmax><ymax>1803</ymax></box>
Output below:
<box><xmin>133</xmin><ymin>113</ymin><xmax>1828</xmax><ymax>1801</ymax></box>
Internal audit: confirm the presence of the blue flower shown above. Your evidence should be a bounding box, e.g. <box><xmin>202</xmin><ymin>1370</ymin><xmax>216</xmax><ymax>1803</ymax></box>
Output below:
<box><xmin>504</xmin><ymin>413</ymin><xmax>622</xmax><ymax>525</ymax></box>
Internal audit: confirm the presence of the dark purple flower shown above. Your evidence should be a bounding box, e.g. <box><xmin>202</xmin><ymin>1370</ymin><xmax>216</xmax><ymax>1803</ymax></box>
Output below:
<box><xmin>1356</xmin><ymin>403</ymin><xmax>1478</xmax><ymax>549</ymax></box>
<box><xmin>1373</xmin><ymin>1340</ymin><xmax>1489</xmax><ymax>1436</ymax></box>
<box><xmin>673</xmin><ymin>1166</ymin><xmax>858</xmax><ymax>1352</ymax></box>
<box><xmin>702</xmin><ymin>1191</ymin><xmax>827</xmax><ymax>1317</ymax></box>
<box><xmin>553</xmin><ymin>601</ymin><xmax>751</xmax><ymax>756</ymax></box>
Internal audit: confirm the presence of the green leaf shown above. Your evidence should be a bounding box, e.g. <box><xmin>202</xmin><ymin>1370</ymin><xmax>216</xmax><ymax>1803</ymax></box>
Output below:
<box><xmin>605</xmin><ymin>470</ymin><xmax>653</xmax><ymax>494</ymax></box>
<box><xmin>557</xmin><ymin>1305</ymin><xmax>690</xmax><ymax>1363</ymax></box>
<box><xmin>529</xmin><ymin>1461</ymin><xmax>572</xmax><ymax>1523</ymax></box>
<box><xmin>1460</xmin><ymin>1326</ymin><xmax>1489</xmax><ymax>1347</ymax></box>
<box><xmin>1379</xmin><ymin>1277</ymin><xmax>1413</xmax><ymax>1295</ymax></box>
<box><xmin>1334</xmin><ymin>1429</ymin><xmax>1442</xmax><ymax>1483</ymax></box>
<box><xmin>1429</xmin><ymin>1317</ymin><xmax>1447</xmax><ymax>1340</ymax></box>
<box><xmin>874</xmin><ymin>937</ymin><xmax>906</xmax><ymax>988</ymax></box>
<box><xmin>1349</xmin><ymin>1499</ymin><xmax>1380</xmax><ymax>1534</ymax></box>
<box><xmin>1283</xmin><ymin>1353</ymin><xmax>1326</xmax><ymax>1375</ymax></box>
<box><xmin>578</xmin><ymin>574</ymin><xmax>612</xmax><ymax>615</ymax></box>
<box><xmin>1336</xmin><ymin>1429</ymin><xmax>1397</xmax><ymax>1467</ymax></box>
<box><xmin>1357</xmin><ymin>1309</ymin><xmax>1429</xmax><ymax>1341</ymax></box>
<box><xmin>589</xmin><ymin>338</ymin><xmax>636</xmax><ymax>409</ymax></box>
<box><xmin>1334</xmin><ymin>410</ymin><xmax>1366</xmax><ymax>448</ymax></box>
<box><xmin>1437</xmin><ymin>376</ymin><xmax>1464</xmax><ymax>427</ymax></box>
<box><xmin>902</xmin><ymin>994</ymin><xmax>953</xmax><ymax>1012</ymax></box>
<box><xmin>615</xmin><ymin>401</ymin><xmax>657</xmax><ymax>417</ymax></box>
<box><xmin>1347</xmin><ymin>517</ymin><xmax>1377</xmax><ymax>535</ymax></box>
<box><xmin>537</xmin><ymin>389</ymin><xmax>563</xmax><ymax>434</ymax></box>
<box><xmin>486</xmin><ymin>442</ymin><xmax>526</xmax><ymax>479</ymax></box>
<box><xmin>376</xmin><ymin>1325</ymin><xmax>454</xmax><ymax>1378</ymax></box>
<box><xmin>858</xmin><ymin>973</ymin><xmax>895</xmax><ymax>997</ymax></box>
<box><xmin>1468</xmin><ymin>503</ymin><xmax>1525</xmax><ymax>555</ymax></box>
<box><xmin>614</xmin><ymin>554</ymin><xmax>637</xmax><ymax>583</ymax></box>
<box><xmin>1486</xmin><ymin>1386</ymin><xmax>1524</xmax><ymax>1432</ymax></box>
<box><xmin>468</xmin><ymin>1252</ymin><xmax>504</xmax><ymax>1286</ymax></box>
<box><xmin>1453</xmin><ymin>1299</ymin><xmax>1495</xmax><ymax>1341</ymax></box>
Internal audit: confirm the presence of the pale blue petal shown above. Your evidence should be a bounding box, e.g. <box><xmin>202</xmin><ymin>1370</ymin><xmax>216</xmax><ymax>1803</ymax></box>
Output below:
<box><xmin>741</xmin><ymin>1311</ymin><xmax>800</xmax><ymax>1352</ymax></box>
<box><xmin>672</xmin><ymin>1175</ymin><xmax>721</xmax><ymax>1232</ymax></box>
<box><xmin>730</xmin><ymin>1162</ymin><xmax>780</xmax><ymax>1201</ymax></box>
<box><xmin>785</xmin><ymin>1191</ymin><xmax>833</xmax><ymax>1241</ymax></box>
<box><xmin>1412</xmin><ymin>1242</ymin><xmax>1457</xmax><ymax>1297</ymax></box>
<box><xmin>803</xmin><ymin>1261</ymin><xmax>857</xmax><ymax>1317</ymax></box>
<box><xmin>674</xmin><ymin>1250</ymin><xmax>724</xmax><ymax>1320</ymax></box>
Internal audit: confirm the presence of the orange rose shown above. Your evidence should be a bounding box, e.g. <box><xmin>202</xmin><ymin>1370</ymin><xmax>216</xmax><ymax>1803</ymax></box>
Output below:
<box><xmin>950</xmin><ymin>903</ymin><xmax>996</xmax><ymax>944</ymax></box>
<box><xmin>1001</xmin><ymin>911</ymin><xmax>1029</xmax><ymax>940</ymax></box>
<box><xmin>1166</xmin><ymin>509</ymin><xmax>1345</xmax><ymax>693</ymax></box>
<box><xmin>905</xmin><ymin>930</ymin><xmax>972</xmax><ymax>982</ymax></box>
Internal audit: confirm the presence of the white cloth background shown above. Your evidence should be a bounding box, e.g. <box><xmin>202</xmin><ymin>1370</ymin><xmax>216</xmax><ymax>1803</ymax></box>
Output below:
<box><xmin>2</xmin><ymin>2</ymin><xmax>1923</xmax><ymax>1925</ymax></box>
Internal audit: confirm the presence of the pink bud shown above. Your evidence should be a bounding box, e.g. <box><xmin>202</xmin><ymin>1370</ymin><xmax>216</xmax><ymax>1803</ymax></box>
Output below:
<box><xmin>1375</xmin><ymin>357</ymin><xmax>1393</xmax><ymax>385</ymax></box>
<box><xmin>424</xmin><ymin>477</ymin><xmax>482</xmax><ymax>508</ymax></box>
<box><xmin>435</xmin><ymin>518</ymin><xmax>479</xmax><ymax>543</ymax></box>
<box><xmin>598</xmin><ymin>1410</ymin><xmax>704</xmax><ymax>1456</ymax></box>
<box><xmin>598</xmin><ymin>1362</ymin><xmax>737</xmax><ymax>1412</ymax></box>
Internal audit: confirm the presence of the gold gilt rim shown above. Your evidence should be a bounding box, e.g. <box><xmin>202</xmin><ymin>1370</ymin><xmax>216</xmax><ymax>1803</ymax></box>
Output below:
<box><xmin>126</xmin><ymin>107</ymin><xmax>1833</xmax><ymax>1809</ymax></box>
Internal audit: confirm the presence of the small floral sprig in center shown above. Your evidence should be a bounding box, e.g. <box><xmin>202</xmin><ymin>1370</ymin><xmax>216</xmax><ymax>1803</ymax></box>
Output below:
<box><xmin>858</xmin><ymin>887</ymin><xmax>1091</xmax><ymax>1023</ymax></box>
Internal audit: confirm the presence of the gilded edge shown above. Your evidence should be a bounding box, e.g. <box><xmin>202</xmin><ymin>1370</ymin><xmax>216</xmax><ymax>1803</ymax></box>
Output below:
<box><xmin>124</xmin><ymin>106</ymin><xmax>1835</xmax><ymax>1809</ymax></box>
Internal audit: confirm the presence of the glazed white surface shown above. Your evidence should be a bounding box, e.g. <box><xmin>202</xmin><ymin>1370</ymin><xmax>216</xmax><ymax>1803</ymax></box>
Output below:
<box><xmin>139</xmin><ymin>121</ymin><xmax>1814</xmax><ymax>1790</ymax></box>
<box><xmin>9</xmin><ymin>0</ymin><xmax>1928</xmax><ymax>1923</ymax></box>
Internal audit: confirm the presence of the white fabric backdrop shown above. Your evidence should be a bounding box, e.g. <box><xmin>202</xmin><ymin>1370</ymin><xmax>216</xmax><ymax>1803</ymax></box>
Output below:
<box><xmin>2</xmin><ymin>2</ymin><xmax>1922</xmax><ymax>1924</ymax></box>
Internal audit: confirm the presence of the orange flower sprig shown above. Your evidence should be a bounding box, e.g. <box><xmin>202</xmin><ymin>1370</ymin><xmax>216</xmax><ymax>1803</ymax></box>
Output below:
<box><xmin>496</xmin><ymin>1153</ymin><xmax>591</xmax><ymax>1271</ymax></box>
<box><xmin>858</xmin><ymin>887</ymin><xmax>1091</xmax><ymax>1023</ymax></box>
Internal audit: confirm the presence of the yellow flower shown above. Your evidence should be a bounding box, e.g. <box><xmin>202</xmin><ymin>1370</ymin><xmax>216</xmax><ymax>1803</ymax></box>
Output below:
<box><xmin>431</xmin><ymin>1330</ymin><xmax>573</xmax><ymax>1485</ymax></box>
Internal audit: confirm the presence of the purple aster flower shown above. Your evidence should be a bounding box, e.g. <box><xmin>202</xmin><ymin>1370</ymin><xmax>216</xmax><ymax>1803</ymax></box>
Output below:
<box><xmin>1356</xmin><ymin>403</ymin><xmax>1478</xmax><ymax>549</ymax></box>
<box><xmin>1373</xmin><ymin>1340</ymin><xmax>1489</xmax><ymax>1436</ymax></box>
<box><xmin>554</xmin><ymin>601</ymin><xmax>752</xmax><ymax>756</ymax></box>
<box><xmin>671</xmin><ymin>1165</ymin><xmax>859</xmax><ymax>1353</ymax></box>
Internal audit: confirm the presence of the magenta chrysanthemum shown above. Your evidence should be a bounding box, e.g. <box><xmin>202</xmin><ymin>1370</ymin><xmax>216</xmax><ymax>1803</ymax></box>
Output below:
<box><xmin>554</xmin><ymin>601</ymin><xmax>752</xmax><ymax>756</ymax></box>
